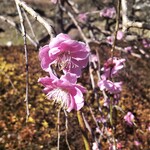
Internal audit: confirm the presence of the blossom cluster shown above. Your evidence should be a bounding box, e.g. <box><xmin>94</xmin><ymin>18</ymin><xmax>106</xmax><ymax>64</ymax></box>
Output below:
<box><xmin>99</xmin><ymin>7</ymin><xmax>116</xmax><ymax>19</ymax></box>
<box><xmin>38</xmin><ymin>33</ymin><xmax>89</xmax><ymax>112</ymax></box>
<box><xmin>98</xmin><ymin>57</ymin><xmax>125</xmax><ymax>95</ymax></box>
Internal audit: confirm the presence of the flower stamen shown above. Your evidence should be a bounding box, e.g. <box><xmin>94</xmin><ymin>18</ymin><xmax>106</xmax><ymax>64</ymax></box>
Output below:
<box><xmin>47</xmin><ymin>88</ymin><xmax>70</xmax><ymax>109</ymax></box>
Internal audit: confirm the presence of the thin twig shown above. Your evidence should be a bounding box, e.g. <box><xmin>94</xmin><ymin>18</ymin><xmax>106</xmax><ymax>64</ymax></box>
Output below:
<box><xmin>109</xmin><ymin>1</ymin><xmax>122</xmax><ymax>149</ymax></box>
<box><xmin>60</xmin><ymin>4</ymin><xmax>88</xmax><ymax>43</ymax></box>
<box><xmin>0</xmin><ymin>15</ymin><xmax>38</xmax><ymax>47</ymax></box>
<box><xmin>77</xmin><ymin>110</ymin><xmax>91</xmax><ymax>150</ymax></box>
<box><xmin>15</xmin><ymin>0</ymin><xmax>55</xmax><ymax>39</ymax></box>
<box><xmin>121</xmin><ymin>0</ymin><xmax>150</xmax><ymax>31</ymax></box>
<box><xmin>111</xmin><ymin>0</ymin><xmax>121</xmax><ymax>58</ymax></box>
<box><xmin>66</xmin><ymin>0</ymin><xmax>79</xmax><ymax>14</ymax></box>
<box><xmin>0</xmin><ymin>69</ymin><xmax>17</xmax><ymax>93</ymax></box>
<box><xmin>64</xmin><ymin>110</ymin><xmax>71</xmax><ymax>150</ymax></box>
<box><xmin>57</xmin><ymin>107</ymin><xmax>61</xmax><ymax>150</ymax></box>
<box><xmin>22</xmin><ymin>9</ymin><xmax>39</xmax><ymax>44</ymax></box>
<box><xmin>82</xmin><ymin>112</ymin><xmax>92</xmax><ymax>136</ymax></box>
<box><xmin>15</xmin><ymin>0</ymin><xmax>29</xmax><ymax>120</ymax></box>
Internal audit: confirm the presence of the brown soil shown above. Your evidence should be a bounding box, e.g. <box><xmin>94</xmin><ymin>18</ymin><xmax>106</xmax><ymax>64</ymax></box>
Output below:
<box><xmin>0</xmin><ymin>45</ymin><xmax>149</xmax><ymax>150</ymax></box>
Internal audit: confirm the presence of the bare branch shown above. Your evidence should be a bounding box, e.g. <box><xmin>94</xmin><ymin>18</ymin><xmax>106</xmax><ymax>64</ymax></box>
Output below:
<box><xmin>64</xmin><ymin>110</ymin><xmax>71</xmax><ymax>150</ymax></box>
<box><xmin>15</xmin><ymin>0</ymin><xmax>29</xmax><ymax>120</ymax></box>
<box><xmin>121</xmin><ymin>0</ymin><xmax>150</xmax><ymax>30</ymax></box>
<box><xmin>22</xmin><ymin>9</ymin><xmax>39</xmax><ymax>44</ymax></box>
<box><xmin>57</xmin><ymin>108</ymin><xmax>61</xmax><ymax>150</ymax></box>
<box><xmin>15</xmin><ymin>0</ymin><xmax>55</xmax><ymax>39</ymax></box>
<box><xmin>111</xmin><ymin>0</ymin><xmax>121</xmax><ymax>57</ymax></box>
<box><xmin>0</xmin><ymin>15</ymin><xmax>38</xmax><ymax>47</ymax></box>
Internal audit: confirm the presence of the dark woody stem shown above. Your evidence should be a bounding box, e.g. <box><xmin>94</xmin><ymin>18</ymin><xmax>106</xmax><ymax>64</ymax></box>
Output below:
<box><xmin>77</xmin><ymin>110</ymin><xmax>91</xmax><ymax>150</ymax></box>
<box><xmin>110</xmin><ymin>97</ymin><xmax>117</xmax><ymax>150</ymax></box>
<box><xmin>111</xmin><ymin>0</ymin><xmax>121</xmax><ymax>59</ymax></box>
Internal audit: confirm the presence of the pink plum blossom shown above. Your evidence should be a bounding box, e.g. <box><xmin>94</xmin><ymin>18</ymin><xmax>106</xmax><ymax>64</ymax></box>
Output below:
<box><xmin>124</xmin><ymin>46</ymin><xmax>132</xmax><ymax>53</ymax></box>
<box><xmin>117</xmin><ymin>30</ymin><xmax>124</xmax><ymax>40</ymax></box>
<box><xmin>51</xmin><ymin>0</ymin><xmax>57</xmax><ymax>4</ymax></box>
<box><xmin>106</xmin><ymin>31</ymin><xmax>124</xmax><ymax>45</ymax></box>
<box><xmin>134</xmin><ymin>140</ymin><xmax>141</xmax><ymax>146</ymax></box>
<box><xmin>92</xmin><ymin>142</ymin><xmax>99</xmax><ymax>150</ymax></box>
<box><xmin>124</xmin><ymin>112</ymin><xmax>135</xmax><ymax>126</ymax></box>
<box><xmin>77</xmin><ymin>13</ymin><xmax>88</xmax><ymax>22</ymax></box>
<box><xmin>98</xmin><ymin>79</ymin><xmax>122</xmax><ymax>94</ymax></box>
<box><xmin>109</xmin><ymin>142</ymin><xmax>122</xmax><ymax>150</ymax></box>
<box><xmin>101</xmin><ymin>57</ymin><xmax>126</xmax><ymax>79</ymax></box>
<box><xmin>148</xmin><ymin>124</ymin><xmax>150</xmax><ymax>131</ymax></box>
<box><xmin>90</xmin><ymin>54</ymin><xmax>98</xmax><ymax>63</ymax></box>
<box><xmin>100</xmin><ymin>7</ymin><xmax>116</xmax><ymax>18</ymax></box>
<box><xmin>106</xmin><ymin>36</ymin><xmax>113</xmax><ymax>45</ymax></box>
<box><xmin>38</xmin><ymin>72</ymin><xmax>86</xmax><ymax>112</ymax></box>
<box><xmin>117</xmin><ymin>142</ymin><xmax>122</xmax><ymax>149</ymax></box>
<box><xmin>142</xmin><ymin>39</ymin><xmax>150</xmax><ymax>48</ymax></box>
<box><xmin>39</xmin><ymin>33</ymin><xmax>89</xmax><ymax>77</ymax></box>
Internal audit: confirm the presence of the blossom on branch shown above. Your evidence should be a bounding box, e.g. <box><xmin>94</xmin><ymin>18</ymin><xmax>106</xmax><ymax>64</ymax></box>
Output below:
<box><xmin>77</xmin><ymin>13</ymin><xmax>88</xmax><ymax>23</ymax></box>
<box><xmin>38</xmin><ymin>72</ymin><xmax>86</xmax><ymax>112</ymax></box>
<box><xmin>117</xmin><ymin>31</ymin><xmax>124</xmax><ymax>40</ymax></box>
<box><xmin>124</xmin><ymin>112</ymin><xmax>135</xmax><ymax>126</ymax></box>
<box><xmin>98</xmin><ymin>79</ymin><xmax>122</xmax><ymax>94</ymax></box>
<box><xmin>39</xmin><ymin>33</ymin><xmax>89</xmax><ymax>77</ymax></box>
<box><xmin>142</xmin><ymin>39</ymin><xmax>150</xmax><ymax>48</ymax></box>
<box><xmin>92</xmin><ymin>142</ymin><xmax>99</xmax><ymax>150</ymax></box>
<box><xmin>51</xmin><ymin>0</ymin><xmax>57</xmax><ymax>4</ymax></box>
<box><xmin>106</xmin><ymin>31</ymin><xmax>124</xmax><ymax>45</ymax></box>
<box><xmin>124</xmin><ymin>46</ymin><xmax>132</xmax><ymax>53</ymax></box>
<box><xmin>101</xmin><ymin>57</ymin><xmax>126</xmax><ymax>79</ymax></box>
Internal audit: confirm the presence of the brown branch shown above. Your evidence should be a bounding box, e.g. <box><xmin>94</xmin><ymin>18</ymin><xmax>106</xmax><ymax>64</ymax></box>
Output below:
<box><xmin>15</xmin><ymin>0</ymin><xmax>29</xmax><ymax>120</ymax></box>
<box><xmin>111</xmin><ymin>0</ymin><xmax>121</xmax><ymax>57</ymax></box>
<box><xmin>121</xmin><ymin>0</ymin><xmax>150</xmax><ymax>31</ymax></box>
<box><xmin>22</xmin><ymin>9</ymin><xmax>39</xmax><ymax>44</ymax></box>
<box><xmin>0</xmin><ymin>15</ymin><xmax>38</xmax><ymax>47</ymax></box>
<box><xmin>57</xmin><ymin>108</ymin><xmax>61</xmax><ymax>150</ymax></box>
<box><xmin>64</xmin><ymin>110</ymin><xmax>71</xmax><ymax>150</ymax></box>
<box><xmin>77</xmin><ymin>111</ymin><xmax>91</xmax><ymax>150</ymax></box>
<box><xmin>15</xmin><ymin>0</ymin><xmax>55</xmax><ymax>39</ymax></box>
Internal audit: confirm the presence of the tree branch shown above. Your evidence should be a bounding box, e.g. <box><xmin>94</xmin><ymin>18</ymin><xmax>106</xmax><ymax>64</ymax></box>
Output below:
<box><xmin>15</xmin><ymin>0</ymin><xmax>55</xmax><ymax>39</ymax></box>
<box><xmin>15</xmin><ymin>0</ymin><xmax>29</xmax><ymax>120</ymax></box>
<box><xmin>0</xmin><ymin>15</ymin><xmax>38</xmax><ymax>47</ymax></box>
<box><xmin>121</xmin><ymin>0</ymin><xmax>150</xmax><ymax>31</ymax></box>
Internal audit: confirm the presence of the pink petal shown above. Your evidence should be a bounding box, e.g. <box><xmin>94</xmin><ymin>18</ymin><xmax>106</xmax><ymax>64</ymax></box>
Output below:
<box><xmin>39</xmin><ymin>45</ymin><xmax>49</xmax><ymax>61</ymax></box>
<box><xmin>49</xmin><ymin>33</ymin><xmax>71</xmax><ymax>49</ymax></box>
<box><xmin>61</xmin><ymin>72</ymin><xmax>77</xmax><ymax>84</ymax></box>
<box><xmin>38</xmin><ymin>76</ymin><xmax>53</xmax><ymax>86</ymax></box>
<box><xmin>63</xmin><ymin>66</ymin><xmax>82</xmax><ymax>77</ymax></box>
<box><xmin>67</xmin><ymin>96</ymin><xmax>76</xmax><ymax>112</ymax></box>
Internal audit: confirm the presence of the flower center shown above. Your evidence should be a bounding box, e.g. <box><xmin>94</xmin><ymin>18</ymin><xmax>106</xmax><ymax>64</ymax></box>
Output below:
<box><xmin>47</xmin><ymin>88</ymin><xmax>70</xmax><ymax>109</ymax></box>
<box><xmin>56</xmin><ymin>52</ymin><xmax>77</xmax><ymax>71</ymax></box>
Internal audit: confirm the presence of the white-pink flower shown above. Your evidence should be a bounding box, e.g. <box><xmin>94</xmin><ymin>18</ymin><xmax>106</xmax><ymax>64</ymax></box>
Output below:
<box><xmin>134</xmin><ymin>140</ymin><xmax>140</xmax><ymax>146</ymax></box>
<box><xmin>98</xmin><ymin>79</ymin><xmax>122</xmax><ymax>94</ymax></box>
<box><xmin>51</xmin><ymin>0</ymin><xmax>57</xmax><ymax>4</ymax></box>
<box><xmin>39</xmin><ymin>33</ymin><xmax>89</xmax><ymax>77</ymax></box>
<box><xmin>124</xmin><ymin>112</ymin><xmax>134</xmax><ymax>126</ymax></box>
<box><xmin>92</xmin><ymin>142</ymin><xmax>99</xmax><ymax>150</ymax></box>
<box><xmin>106</xmin><ymin>31</ymin><xmax>124</xmax><ymax>45</ymax></box>
<box><xmin>117</xmin><ymin>142</ymin><xmax>122</xmax><ymax>149</ymax></box>
<box><xmin>106</xmin><ymin>36</ymin><xmax>113</xmax><ymax>45</ymax></box>
<box><xmin>101</xmin><ymin>57</ymin><xmax>126</xmax><ymax>79</ymax></box>
<box><xmin>142</xmin><ymin>39</ymin><xmax>150</xmax><ymax>48</ymax></box>
<box><xmin>77</xmin><ymin>13</ymin><xmax>88</xmax><ymax>22</ymax></box>
<box><xmin>124</xmin><ymin>46</ymin><xmax>132</xmax><ymax>53</ymax></box>
<box><xmin>38</xmin><ymin>72</ymin><xmax>86</xmax><ymax>112</ymax></box>
<box><xmin>117</xmin><ymin>31</ymin><xmax>124</xmax><ymax>40</ymax></box>
<box><xmin>100</xmin><ymin>7</ymin><xmax>116</xmax><ymax>18</ymax></box>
